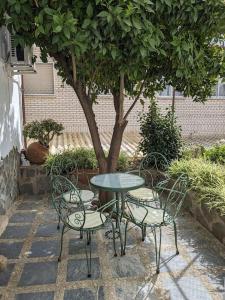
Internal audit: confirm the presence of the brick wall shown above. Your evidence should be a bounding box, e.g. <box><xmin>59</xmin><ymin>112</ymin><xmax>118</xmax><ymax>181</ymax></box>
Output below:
<box><xmin>24</xmin><ymin>48</ymin><xmax>225</xmax><ymax>137</ymax></box>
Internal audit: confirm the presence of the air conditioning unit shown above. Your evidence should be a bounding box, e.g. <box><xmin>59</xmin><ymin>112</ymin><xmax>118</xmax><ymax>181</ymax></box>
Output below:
<box><xmin>9</xmin><ymin>34</ymin><xmax>36</xmax><ymax>74</ymax></box>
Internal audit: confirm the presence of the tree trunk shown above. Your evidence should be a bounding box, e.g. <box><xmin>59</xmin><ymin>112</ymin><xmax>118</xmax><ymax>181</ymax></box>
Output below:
<box><xmin>73</xmin><ymin>81</ymin><xmax>107</xmax><ymax>173</ymax></box>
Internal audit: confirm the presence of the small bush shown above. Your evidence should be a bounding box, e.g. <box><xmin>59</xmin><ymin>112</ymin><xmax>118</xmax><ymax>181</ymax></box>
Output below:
<box><xmin>168</xmin><ymin>158</ymin><xmax>225</xmax><ymax>216</ymax></box>
<box><xmin>139</xmin><ymin>99</ymin><xmax>182</xmax><ymax>168</ymax></box>
<box><xmin>45</xmin><ymin>148</ymin><xmax>130</xmax><ymax>175</ymax></box>
<box><xmin>204</xmin><ymin>144</ymin><xmax>225</xmax><ymax>164</ymax></box>
<box><xmin>117</xmin><ymin>151</ymin><xmax>130</xmax><ymax>171</ymax></box>
<box><xmin>45</xmin><ymin>148</ymin><xmax>98</xmax><ymax>175</ymax></box>
<box><xmin>23</xmin><ymin>119</ymin><xmax>64</xmax><ymax>147</ymax></box>
<box><xmin>182</xmin><ymin>145</ymin><xmax>205</xmax><ymax>160</ymax></box>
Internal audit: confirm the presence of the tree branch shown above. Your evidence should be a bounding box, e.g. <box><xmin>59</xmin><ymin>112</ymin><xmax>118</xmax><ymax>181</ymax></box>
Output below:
<box><xmin>119</xmin><ymin>72</ymin><xmax>125</xmax><ymax>123</ymax></box>
<box><xmin>123</xmin><ymin>79</ymin><xmax>146</xmax><ymax>120</ymax></box>
<box><xmin>71</xmin><ymin>52</ymin><xmax>77</xmax><ymax>85</ymax></box>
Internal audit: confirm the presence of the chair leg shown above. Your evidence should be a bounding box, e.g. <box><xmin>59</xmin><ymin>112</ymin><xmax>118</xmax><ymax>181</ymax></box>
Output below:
<box><xmin>85</xmin><ymin>231</ymin><xmax>92</xmax><ymax>277</ymax></box>
<box><xmin>141</xmin><ymin>224</ymin><xmax>147</xmax><ymax>241</ymax></box>
<box><xmin>123</xmin><ymin>220</ymin><xmax>129</xmax><ymax>255</ymax></box>
<box><xmin>111</xmin><ymin>221</ymin><xmax>117</xmax><ymax>257</ymax></box>
<box><xmin>173</xmin><ymin>221</ymin><xmax>179</xmax><ymax>255</ymax></box>
<box><xmin>58</xmin><ymin>224</ymin><xmax>65</xmax><ymax>262</ymax></box>
<box><xmin>152</xmin><ymin>227</ymin><xmax>162</xmax><ymax>274</ymax></box>
<box><xmin>80</xmin><ymin>231</ymin><xmax>83</xmax><ymax>239</ymax></box>
<box><xmin>57</xmin><ymin>215</ymin><xmax>60</xmax><ymax>230</ymax></box>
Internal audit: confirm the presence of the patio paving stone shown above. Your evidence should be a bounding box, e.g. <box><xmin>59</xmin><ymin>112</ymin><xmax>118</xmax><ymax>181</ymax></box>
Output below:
<box><xmin>0</xmin><ymin>263</ymin><xmax>15</xmax><ymax>286</ymax></box>
<box><xmin>110</xmin><ymin>255</ymin><xmax>146</xmax><ymax>278</ymax></box>
<box><xmin>160</xmin><ymin>251</ymin><xmax>189</xmax><ymax>273</ymax></box>
<box><xmin>35</xmin><ymin>223</ymin><xmax>61</xmax><ymax>237</ymax></box>
<box><xmin>18</xmin><ymin>261</ymin><xmax>58</xmax><ymax>286</ymax></box>
<box><xmin>15</xmin><ymin>291</ymin><xmax>55</xmax><ymax>300</ymax></box>
<box><xmin>0</xmin><ymin>225</ymin><xmax>30</xmax><ymax>239</ymax></box>
<box><xmin>0</xmin><ymin>241</ymin><xmax>23</xmax><ymax>259</ymax></box>
<box><xmin>64</xmin><ymin>287</ymin><xmax>104</xmax><ymax>300</ymax></box>
<box><xmin>17</xmin><ymin>201</ymin><xmax>41</xmax><ymax>210</ymax></box>
<box><xmin>28</xmin><ymin>240</ymin><xmax>60</xmax><ymax>258</ymax></box>
<box><xmin>0</xmin><ymin>194</ymin><xmax>225</xmax><ymax>299</ymax></box>
<box><xmin>68</xmin><ymin>238</ymin><xmax>97</xmax><ymax>255</ymax></box>
<box><xmin>162</xmin><ymin>275</ymin><xmax>213</xmax><ymax>300</ymax></box>
<box><xmin>9</xmin><ymin>212</ymin><xmax>36</xmax><ymax>223</ymax></box>
<box><xmin>67</xmin><ymin>258</ymin><xmax>101</xmax><ymax>281</ymax></box>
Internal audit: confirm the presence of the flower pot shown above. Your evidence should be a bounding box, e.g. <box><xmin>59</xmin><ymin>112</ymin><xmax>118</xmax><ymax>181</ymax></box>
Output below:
<box><xmin>78</xmin><ymin>169</ymin><xmax>99</xmax><ymax>186</ymax></box>
<box><xmin>26</xmin><ymin>142</ymin><xmax>49</xmax><ymax>165</ymax></box>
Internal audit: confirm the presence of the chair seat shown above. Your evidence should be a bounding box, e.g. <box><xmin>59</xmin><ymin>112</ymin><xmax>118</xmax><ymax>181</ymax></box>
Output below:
<box><xmin>126</xmin><ymin>204</ymin><xmax>169</xmax><ymax>226</ymax></box>
<box><xmin>63</xmin><ymin>189</ymin><xmax>94</xmax><ymax>203</ymax></box>
<box><xmin>67</xmin><ymin>210</ymin><xmax>106</xmax><ymax>229</ymax></box>
<box><xmin>127</xmin><ymin>187</ymin><xmax>157</xmax><ymax>202</ymax></box>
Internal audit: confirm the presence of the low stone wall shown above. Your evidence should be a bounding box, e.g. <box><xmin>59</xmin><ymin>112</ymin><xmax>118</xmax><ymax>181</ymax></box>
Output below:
<box><xmin>0</xmin><ymin>148</ymin><xmax>20</xmax><ymax>214</ymax></box>
<box><xmin>186</xmin><ymin>191</ymin><xmax>225</xmax><ymax>246</ymax></box>
<box><xmin>19</xmin><ymin>165</ymin><xmax>51</xmax><ymax>195</ymax></box>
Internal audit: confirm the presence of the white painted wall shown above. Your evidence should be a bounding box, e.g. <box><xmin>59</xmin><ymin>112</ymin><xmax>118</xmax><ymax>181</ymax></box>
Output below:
<box><xmin>0</xmin><ymin>61</ymin><xmax>23</xmax><ymax>159</ymax></box>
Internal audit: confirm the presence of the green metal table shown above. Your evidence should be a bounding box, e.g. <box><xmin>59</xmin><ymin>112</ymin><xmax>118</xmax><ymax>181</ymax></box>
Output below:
<box><xmin>90</xmin><ymin>172</ymin><xmax>145</xmax><ymax>254</ymax></box>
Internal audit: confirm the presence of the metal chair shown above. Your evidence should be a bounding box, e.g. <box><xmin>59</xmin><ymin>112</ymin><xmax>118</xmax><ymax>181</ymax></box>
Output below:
<box><xmin>49</xmin><ymin>157</ymin><xmax>95</xmax><ymax>229</ymax></box>
<box><xmin>126</xmin><ymin>152</ymin><xmax>169</xmax><ymax>205</ymax></box>
<box><xmin>51</xmin><ymin>175</ymin><xmax>118</xmax><ymax>277</ymax></box>
<box><xmin>123</xmin><ymin>174</ymin><xmax>188</xmax><ymax>274</ymax></box>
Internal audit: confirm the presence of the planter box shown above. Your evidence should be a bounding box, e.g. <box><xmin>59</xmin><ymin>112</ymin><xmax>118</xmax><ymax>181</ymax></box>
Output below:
<box><xmin>19</xmin><ymin>165</ymin><xmax>98</xmax><ymax>195</ymax></box>
<box><xmin>78</xmin><ymin>169</ymin><xmax>99</xmax><ymax>186</ymax></box>
<box><xmin>186</xmin><ymin>190</ymin><xmax>225</xmax><ymax>246</ymax></box>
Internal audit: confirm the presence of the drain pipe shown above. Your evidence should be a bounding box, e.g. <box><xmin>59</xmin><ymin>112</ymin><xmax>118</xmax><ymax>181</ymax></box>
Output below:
<box><xmin>21</xmin><ymin>75</ymin><xmax>27</xmax><ymax>149</ymax></box>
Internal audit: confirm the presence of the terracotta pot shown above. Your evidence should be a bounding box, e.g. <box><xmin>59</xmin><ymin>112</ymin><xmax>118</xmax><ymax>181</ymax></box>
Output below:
<box><xmin>78</xmin><ymin>169</ymin><xmax>99</xmax><ymax>186</ymax></box>
<box><xmin>26</xmin><ymin>142</ymin><xmax>49</xmax><ymax>165</ymax></box>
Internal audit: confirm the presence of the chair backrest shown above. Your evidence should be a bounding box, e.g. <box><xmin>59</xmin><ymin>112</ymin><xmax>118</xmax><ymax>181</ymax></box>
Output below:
<box><xmin>157</xmin><ymin>174</ymin><xmax>188</xmax><ymax>223</ymax></box>
<box><xmin>49</xmin><ymin>154</ymin><xmax>79</xmax><ymax>186</ymax></box>
<box><xmin>139</xmin><ymin>152</ymin><xmax>169</xmax><ymax>189</ymax></box>
<box><xmin>51</xmin><ymin>175</ymin><xmax>86</xmax><ymax>229</ymax></box>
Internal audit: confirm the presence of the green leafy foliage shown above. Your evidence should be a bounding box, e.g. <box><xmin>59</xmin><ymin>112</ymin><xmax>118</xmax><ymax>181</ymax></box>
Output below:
<box><xmin>0</xmin><ymin>0</ymin><xmax>224</xmax><ymax>102</ymax></box>
<box><xmin>117</xmin><ymin>151</ymin><xmax>130</xmax><ymax>171</ymax></box>
<box><xmin>139</xmin><ymin>100</ymin><xmax>182</xmax><ymax>167</ymax></box>
<box><xmin>45</xmin><ymin>148</ymin><xmax>98</xmax><ymax>175</ymax></box>
<box><xmin>168</xmin><ymin>158</ymin><xmax>225</xmax><ymax>215</ymax></box>
<box><xmin>182</xmin><ymin>145</ymin><xmax>205</xmax><ymax>160</ymax></box>
<box><xmin>23</xmin><ymin>119</ymin><xmax>64</xmax><ymax>147</ymax></box>
<box><xmin>45</xmin><ymin>148</ymin><xmax>129</xmax><ymax>174</ymax></box>
<box><xmin>204</xmin><ymin>144</ymin><xmax>225</xmax><ymax>164</ymax></box>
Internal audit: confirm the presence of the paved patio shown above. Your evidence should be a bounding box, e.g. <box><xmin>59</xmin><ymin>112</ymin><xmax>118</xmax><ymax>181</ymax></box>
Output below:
<box><xmin>0</xmin><ymin>194</ymin><xmax>225</xmax><ymax>300</ymax></box>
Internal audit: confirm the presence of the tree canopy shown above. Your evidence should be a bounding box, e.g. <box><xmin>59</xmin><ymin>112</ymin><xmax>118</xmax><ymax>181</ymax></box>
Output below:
<box><xmin>1</xmin><ymin>0</ymin><xmax>225</xmax><ymax>102</ymax></box>
<box><xmin>1</xmin><ymin>0</ymin><xmax>225</xmax><ymax>174</ymax></box>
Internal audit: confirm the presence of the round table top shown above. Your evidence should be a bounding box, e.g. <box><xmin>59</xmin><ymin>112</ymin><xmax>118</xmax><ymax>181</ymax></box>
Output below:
<box><xmin>90</xmin><ymin>172</ymin><xmax>145</xmax><ymax>192</ymax></box>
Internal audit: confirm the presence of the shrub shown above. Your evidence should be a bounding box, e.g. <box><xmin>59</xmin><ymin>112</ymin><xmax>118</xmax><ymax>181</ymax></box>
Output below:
<box><xmin>117</xmin><ymin>151</ymin><xmax>130</xmax><ymax>171</ymax></box>
<box><xmin>139</xmin><ymin>99</ymin><xmax>182</xmax><ymax>168</ymax></box>
<box><xmin>45</xmin><ymin>148</ymin><xmax>129</xmax><ymax>174</ymax></box>
<box><xmin>168</xmin><ymin>158</ymin><xmax>225</xmax><ymax>216</ymax></box>
<box><xmin>182</xmin><ymin>145</ymin><xmax>205</xmax><ymax>160</ymax></box>
<box><xmin>45</xmin><ymin>148</ymin><xmax>98</xmax><ymax>175</ymax></box>
<box><xmin>204</xmin><ymin>144</ymin><xmax>225</xmax><ymax>164</ymax></box>
<box><xmin>23</xmin><ymin>119</ymin><xmax>64</xmax><ymax>147</ymax></box>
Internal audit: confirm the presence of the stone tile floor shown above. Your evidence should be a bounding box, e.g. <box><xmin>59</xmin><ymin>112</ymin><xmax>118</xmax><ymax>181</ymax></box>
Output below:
<box><xmin>0</xmin><ymin>194</ymin><xmax>225</xmax><ymax>300</ymax></box>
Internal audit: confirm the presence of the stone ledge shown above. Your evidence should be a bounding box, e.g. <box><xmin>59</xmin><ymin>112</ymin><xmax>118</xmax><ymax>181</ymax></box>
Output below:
<box><xmin>19</xmin><ymin>165</ymin><xmax>50</xmax><ymax>195</ymax></box>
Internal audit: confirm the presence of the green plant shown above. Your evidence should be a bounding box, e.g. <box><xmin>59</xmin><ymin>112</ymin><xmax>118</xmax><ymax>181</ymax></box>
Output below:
<box><xmin>204</xmin><ymin>144</ymin><xmax>225</xmax><ymax>164</ymax></box>
<box><xmin>45</xmin><ymin>148</ymin><xmax>131</xmax><ymax>175</ymax></box>
<box><xmin>2</xmin><ymin>1</ymin><xmax>225</xmax><ymax>174</ymax></box>
<box><xmin>45</xmin><ymin>148</ymin><xmax>98</xmax><ymax>175</ymax></box>
<box><xmin>139</xmin><ymin>99</ymin><xmax>182</xmax><ymax>168</ymax></box>
<box><xmin>182</xmin><ymin>145</ymin><xmax>205</xmax><ymax>160</ymax></box>
<box><xmin>117</xmin><ymin>152</ymin><xmax>130</xmax><ymax>171</ymax></box>
<box><xmin>168</xmin><ymin>158</ymin><xmax>225</xmax><ymax>216</ymax></box>
<box><xmin>23</xmin><ymin>119</ymin><xmax>64</xmax><ymax>147</ymax></box>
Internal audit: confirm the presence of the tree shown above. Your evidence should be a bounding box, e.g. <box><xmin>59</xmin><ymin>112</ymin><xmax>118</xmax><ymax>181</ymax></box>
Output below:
<box><xmin>1</xmin><ymin>0</ymin><xmax>225</xmax><ymax>173</ymax></box>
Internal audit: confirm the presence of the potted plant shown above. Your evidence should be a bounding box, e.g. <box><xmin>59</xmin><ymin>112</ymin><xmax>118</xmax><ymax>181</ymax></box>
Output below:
<box><xmin>23</xmin><ymin>119</ymin><xmax>64</xmax><ymax>164</ymax></box>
